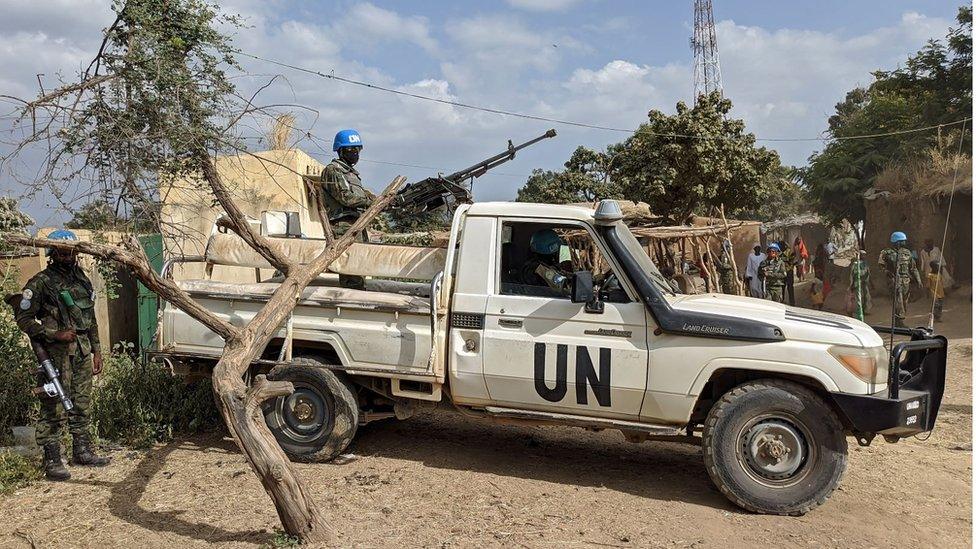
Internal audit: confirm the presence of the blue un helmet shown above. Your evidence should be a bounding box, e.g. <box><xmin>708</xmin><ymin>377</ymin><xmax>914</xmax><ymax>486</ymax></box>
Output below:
<box><xmin>890</xmin><ymin>231</ymin><xmax>908</xmax><ymax>244</ymax></box>
<box><xmin>530</xmin><ymin>229</ymin><xmax>562</xmax><ymax>255</ymax></box>
<box><xmin>46</xmin><ymin>228</ymin><xmax>78</xmax><ymax>255</ymax></box>
<box><xmin>766</xmin><ymin>242</ymin><xmax>781</xmax><ymax>253</ymax></box>
<box><xmin>332</xmin><ymin>129</ymin><xmax>363</xmax><ymax>152</ymax></box>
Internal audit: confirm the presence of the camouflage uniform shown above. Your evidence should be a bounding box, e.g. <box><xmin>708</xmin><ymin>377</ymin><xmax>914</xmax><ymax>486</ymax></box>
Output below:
<box><xmin>759</xmin><ymin>255</ymin><xmax>788</xmax><ymax>303</ymax></box>
<box><xmin>14</xmin><ymin>263</ymin><xmax>100</xmax><ymax>446</ymax></box>
<box><xmin>321</xmin><ymin>159</ymin><xmax>375</xmax><ymax>289</ymax></box>
<box><xmin>780</xmin><ymin>245</ymin><xmax>797</xmax><ymax>305</ymax></box>
<box><xmin>878</xmin><ymin>247</ymin><xmax>921</xmax><ymax>326</ymax></box>
<box><xmin>716</xmin><ymin>249</ymin><xmax>737</xmax><ymax>294</ymax></box>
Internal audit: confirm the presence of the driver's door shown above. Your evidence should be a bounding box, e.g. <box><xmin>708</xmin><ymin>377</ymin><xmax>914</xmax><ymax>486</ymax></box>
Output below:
<box><xmin>481</xmin><ymin>219</ymin><xmax>648</xmax><ymax>419</ymax></box>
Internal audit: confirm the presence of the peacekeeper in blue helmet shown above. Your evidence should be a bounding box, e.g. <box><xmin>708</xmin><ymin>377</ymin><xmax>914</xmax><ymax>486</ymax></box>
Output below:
<box><xmin>522</xmin><ymin>229</ymin><xmax>571</xmax><ymax>296</ymax></box>
<box><xmin>321</xmin><ymin>129</ymin><xmax>375</xmax><ymax>289</ymax></box>
<box><xmin>759</xmin><ymin>242</ymin><xmax>788</xmax><ymax>302</ymax></box>
<box><xmin>13</xmin><ymin>229</ymin><xmax>110</xmax><ymax>481</ymax></box>
<box><xmin>879</xmin><ymin>230</ymin><xmax>921</xmax><ymax>327</ymax></box>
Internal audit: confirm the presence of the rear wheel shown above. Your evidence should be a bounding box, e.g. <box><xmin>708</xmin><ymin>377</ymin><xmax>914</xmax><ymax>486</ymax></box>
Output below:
<box><xmin>262</xmin><ymin>356</ymin><xmax>359</xmax><ymax>463</ymax></box>
<box><xmin>702</xmin><ymin>379</ymin><xmax>848</xmax><ymax>515</ymax></box>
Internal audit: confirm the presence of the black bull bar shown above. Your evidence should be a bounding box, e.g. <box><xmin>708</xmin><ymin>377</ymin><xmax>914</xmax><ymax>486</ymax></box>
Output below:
<box><xmin>828</xmin><ymin>326</ymin><xmax>947</xmax><ymax>441</ymax></box>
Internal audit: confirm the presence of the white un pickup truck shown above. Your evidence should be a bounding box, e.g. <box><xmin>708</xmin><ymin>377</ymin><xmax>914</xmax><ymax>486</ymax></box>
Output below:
<box><xmin>156</xmin><ymin>199</ymin><xmax>947</xmax><ymax>515</ymax></box>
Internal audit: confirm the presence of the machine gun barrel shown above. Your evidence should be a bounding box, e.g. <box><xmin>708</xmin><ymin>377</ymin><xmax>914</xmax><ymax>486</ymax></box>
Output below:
<box><xmin>390</xmin><ymin>129</ymin><xmax>557</xmax><ymax>217</ymax></box>
<box><xmin>442</xmin><ymin>128</ymin><xmax>557</xmax><ymax>183</ymax></box>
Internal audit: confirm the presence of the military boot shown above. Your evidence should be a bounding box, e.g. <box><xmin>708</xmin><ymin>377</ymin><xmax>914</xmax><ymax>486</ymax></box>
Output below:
<box><xmin>42</xmin><ymin>442</ymin><xmax>71</xmax><ymax>481</ymax></box>
<box><xmin>71</xmin><ymin>433</ymin><xmax>110</xmax><ymax>467</ymax></box>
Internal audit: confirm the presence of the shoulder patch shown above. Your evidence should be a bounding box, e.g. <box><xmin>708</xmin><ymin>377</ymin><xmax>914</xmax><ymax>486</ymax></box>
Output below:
<box><xmin>19</xmin><ymin>298</ymin><xmax>31</xmax><ymax>310</ymax></box>
<box><xmin>22</xmin><ymin>289</ymin><xmax>32</xmax><ymax>300</ymax></box>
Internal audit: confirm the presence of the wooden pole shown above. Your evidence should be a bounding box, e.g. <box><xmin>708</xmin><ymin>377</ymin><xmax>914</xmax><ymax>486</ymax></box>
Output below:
<box><xmin>719</xmin><ymin>204</ymin><xmax>744</xmax><ymax>296</ymax></box>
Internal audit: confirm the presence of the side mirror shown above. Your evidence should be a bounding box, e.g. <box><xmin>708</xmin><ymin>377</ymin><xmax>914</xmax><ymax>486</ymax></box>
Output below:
<box><xmin>572</xmin><ymin>271</ymin><xmax>604</xmax><ymax>314</ymax></box>
<box><xmin>571</xmin><ymin>271</ymin><xmax>594</xmax><ymax>303</ymax></box>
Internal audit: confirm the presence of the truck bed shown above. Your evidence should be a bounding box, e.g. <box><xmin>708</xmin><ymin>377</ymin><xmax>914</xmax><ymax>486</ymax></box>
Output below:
<box><xmin>159</xmin><ymin>279</ymin><xmax>436</xmax><ymax>379</ymax></box>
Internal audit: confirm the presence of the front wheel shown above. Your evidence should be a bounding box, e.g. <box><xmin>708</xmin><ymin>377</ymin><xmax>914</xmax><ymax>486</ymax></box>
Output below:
<box><xmin>262</xmin><ymin>357</ymin><xmax>359</xmax><ymax>463</ymax></box>
<box><xmin>702</xmin><ymin>379</ymin><xmax>848</xmax><ymax>515</ymax></box>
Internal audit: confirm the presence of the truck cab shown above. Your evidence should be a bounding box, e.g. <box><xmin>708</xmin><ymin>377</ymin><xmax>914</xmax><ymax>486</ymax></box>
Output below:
<box><xmin>157</xmin><ymin>199</ymin><xmax>947</xmax><ymax>515</ymax></box>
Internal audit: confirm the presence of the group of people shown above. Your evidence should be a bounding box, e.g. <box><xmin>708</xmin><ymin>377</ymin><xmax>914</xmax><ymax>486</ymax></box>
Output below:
<box><xmin>730</xmin><ymin>231</ymin><xmax>952</xmax><ymax>327</ymax></box>
<box><xmin>741</xmin><ymin>237</ymin><xmax>816</xmax><ymax>306</ymax></box>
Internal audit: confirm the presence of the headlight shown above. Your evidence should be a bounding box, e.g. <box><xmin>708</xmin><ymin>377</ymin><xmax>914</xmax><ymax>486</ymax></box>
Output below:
<box><xmin>829</xmin><ymin>345</ymin><xmax>890</xmax><ymax>388</ymax></box>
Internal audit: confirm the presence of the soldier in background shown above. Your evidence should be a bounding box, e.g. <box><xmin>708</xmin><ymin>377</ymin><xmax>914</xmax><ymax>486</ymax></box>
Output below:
<box><xmin>759</xmin><ymin>243</ymin><xmax>788</xmax><ymax>303</ymax></box>
<box><xmin>320</xmin><ymin>129</ymin><xmax>375</xmax><ymax>290</ymax></box>
<box><xmin>13</xmin><ymin>229</ymin><xmax>110</xmax><ymax>481</ymax></box>
<box><xmin>879</xmin><ymin>231</ymin><xmax>921</xmax><ymax>327</ymax></box>
<box><xmin>779</xmin><ymin>240</ymin><xmax>797</xmax><ymax>305</ymax></box>
<box><xmin>716</xmin><ymin>239</ymin><xmax>737</xmax><ymax>295</ymax></box>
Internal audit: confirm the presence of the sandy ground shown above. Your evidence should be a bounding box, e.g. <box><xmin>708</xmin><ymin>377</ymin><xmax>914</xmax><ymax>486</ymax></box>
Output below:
<box><xmin>0</xmin><ymin>291</ymin><xmax>971</xmax><ymax>548</ymax></box>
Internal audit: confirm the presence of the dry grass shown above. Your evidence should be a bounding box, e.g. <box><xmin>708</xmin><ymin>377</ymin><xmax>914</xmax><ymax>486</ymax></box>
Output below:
<box><xmin>266</xmin><ymin>114</ymin><xmax>295</xmax><ymax>151</ymax></box>
<box><xmin>875</xmin><ymin>140</ymin><xmax>973</xmax><ymax>198</ymax></box>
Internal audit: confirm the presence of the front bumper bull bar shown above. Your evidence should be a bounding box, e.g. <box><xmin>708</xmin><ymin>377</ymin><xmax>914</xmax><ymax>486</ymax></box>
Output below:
<box><xmin>828</xmin><ymin>326</ymin><xmax>947</xmax><ymax>440</ymax></box>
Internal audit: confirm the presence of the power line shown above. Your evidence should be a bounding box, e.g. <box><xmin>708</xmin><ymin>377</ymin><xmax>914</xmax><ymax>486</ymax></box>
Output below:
<box><xmin>238</xmin><ymin>50</ymin><xmax>972</xmax><ymax>143</ymax></box>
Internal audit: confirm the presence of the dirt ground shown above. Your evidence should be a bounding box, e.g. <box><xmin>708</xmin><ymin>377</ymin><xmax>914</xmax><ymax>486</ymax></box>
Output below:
<box><xmin>0</xmin><ymin>289</ymin><xmax>971</xmax><ymax>548</ymax></box>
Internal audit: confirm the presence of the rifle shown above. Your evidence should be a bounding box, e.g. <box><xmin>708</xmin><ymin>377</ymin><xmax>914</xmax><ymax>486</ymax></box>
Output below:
<box><xmin>391</xmin><ymin>129</ymin><xmax>557</xmax><ymax>217</ymax></box>
<box><xmin>4</xmin><ymin>294</ymin><xmax>74</xmax><ymax>411</ymax></box>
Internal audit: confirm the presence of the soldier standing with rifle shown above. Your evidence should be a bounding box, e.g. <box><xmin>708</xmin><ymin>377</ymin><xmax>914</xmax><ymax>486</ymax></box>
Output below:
<box><xmin>320</xmin><ymin>129</ymin><xmax>375</xmax><ymax>290</ymax></box>
<box><xmin>879</xmin><ymin>231</ymin><xmax>921</xmax><ymax>328</ymax></box>
<box><xmin>12</xmin><ymin>229</ymin><xmax>110</xmax><ymax>481</ymax></box>
<box><xmin>759</xmin><ymin>243</ymin><xmax>788</xmax><ymax>302</ymax></box>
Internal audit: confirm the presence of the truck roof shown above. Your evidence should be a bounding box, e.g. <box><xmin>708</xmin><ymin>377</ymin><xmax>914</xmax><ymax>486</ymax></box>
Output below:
<box><xmin>466</xmin><ymin>201</ymin><xmax>596</xmax><ymax>222</ymax></box>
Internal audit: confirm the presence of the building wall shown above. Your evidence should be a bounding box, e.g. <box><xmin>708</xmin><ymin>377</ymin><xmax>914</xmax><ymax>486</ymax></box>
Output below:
<box><xmin>864</xmin><ymin>192</ymin><xmax>972</xmax><ymax>294</ymax></box>
<box><xmin>160</xmin><ymin>149</ymin><xmax>328</xmax><ymax>282</ymax></box>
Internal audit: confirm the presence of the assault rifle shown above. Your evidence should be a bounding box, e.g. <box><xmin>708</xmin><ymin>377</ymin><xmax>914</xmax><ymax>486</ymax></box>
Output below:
<box><xmin>391</xmin><ymin>129</ymin><xmax>557</xmax><ymax>217</ymax></box>
<box><xmin>4</xmin><ymin>294</ymin><xmax>74</xmax><ymax>411</ymax></box>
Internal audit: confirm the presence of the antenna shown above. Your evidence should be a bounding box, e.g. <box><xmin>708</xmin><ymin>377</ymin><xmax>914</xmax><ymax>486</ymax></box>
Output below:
<box><xmin>691</xmin><ymin>0</ymin><xmax>723</xmax><ymax>100</ymax></box>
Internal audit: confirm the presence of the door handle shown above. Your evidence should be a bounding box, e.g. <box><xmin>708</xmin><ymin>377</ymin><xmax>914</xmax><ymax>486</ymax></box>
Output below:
<box><xmin>498</xmin><ymin>318</ymin><xmax>523</xmax><ymax>328</ymax></box>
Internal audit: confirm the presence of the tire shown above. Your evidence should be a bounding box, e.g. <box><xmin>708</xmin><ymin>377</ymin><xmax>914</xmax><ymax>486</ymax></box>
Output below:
<box><xmin>702</xmin><ymin>379</ymin><xmax>848</xmax><ymax>515</ymax></box>
<box><xmin>262</xmin><ymin>356</ymin><xmax>359</xmax><ymax>463</ymax></box>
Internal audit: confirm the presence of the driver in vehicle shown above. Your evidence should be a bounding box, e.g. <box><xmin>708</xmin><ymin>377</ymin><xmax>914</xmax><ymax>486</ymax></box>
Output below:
<box><xmin>522</xmin><ymin>228</ymin><xmax>571</xmax><ymax>295</ymax></box>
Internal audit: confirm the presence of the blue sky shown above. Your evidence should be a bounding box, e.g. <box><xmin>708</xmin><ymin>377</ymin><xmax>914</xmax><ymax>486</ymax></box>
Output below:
<box><xmin>0</xmin><ymin>0</ymin><xmax>965</xmax><ymax>225</ymax></box>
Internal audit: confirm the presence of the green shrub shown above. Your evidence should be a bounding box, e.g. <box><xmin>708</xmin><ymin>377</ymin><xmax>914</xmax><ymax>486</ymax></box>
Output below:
<box><xmin>0</xmin><ymin>308</ymin><xmax>39</xmax><ymax>444</ymax></box>
<box><xmin>0</xmin><ymin>451</ymin><xmax>41</xmax><ymax>495</ymax></box>
<box><xmin>90</xmin><ymin>344</ymin><xmax>220</xmax><ymax>447</ymax></box>
<box><xmin>0</xmin><ymin>301</ymin><xmax>220</xmax><ymax>449</ymax></box>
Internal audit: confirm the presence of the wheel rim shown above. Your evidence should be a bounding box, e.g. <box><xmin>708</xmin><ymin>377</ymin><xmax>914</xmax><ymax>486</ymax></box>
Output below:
<box><xmin>275</xmin><ymin>382</ymin><xmax>334</xmax><ymax>443</ymax></box>
<box><xmin>737</xmin><ymin>414</ymin><xmax>813</xmax><ymax>486</ymax></box>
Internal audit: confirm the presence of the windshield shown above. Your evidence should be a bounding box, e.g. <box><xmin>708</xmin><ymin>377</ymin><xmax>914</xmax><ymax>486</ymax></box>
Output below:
<box><xmin>611</xmin><ymin>221</ymin><xmax>676</xmax><ymax>296</ymax></box>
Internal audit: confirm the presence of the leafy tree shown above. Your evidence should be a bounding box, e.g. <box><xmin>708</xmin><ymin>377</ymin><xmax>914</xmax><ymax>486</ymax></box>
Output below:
<box><xmin>65</xmin><ymin>200</ymin><xmax>158</xmax><ymax>232</ymax></box>
<box><xmin>0</xmin><ymin>198</ymin><xmax>35</xmax><ymax>256</ymax></box>
<box><xmin>805</xmin><ymin>6</ymin><xmax>972</xmax><ymax>241</ymax></box>
<box><xmin>611</xmin><ymin>92</ymin><xmax>782</xmax><ymax>224</ymax></box>
<box><xmin>736</xmin><ymin>166</ymin><xmax>809</xmax><ymax>223</ymax></box>
<box><xmin>517</xmin><ymin>146</ymin><xmax>622</xmax><ymax>204</ymax></box>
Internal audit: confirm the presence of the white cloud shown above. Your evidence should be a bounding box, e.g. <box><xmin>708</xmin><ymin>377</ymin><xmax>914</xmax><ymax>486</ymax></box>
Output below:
<box><xmin>506</xmin><ymin>0</ymin><xmax>584</xmax><ymax>12</ymax></box>
<box><xmin>333</xmin><ymin>3</ymin><xmax>438</xmax><ymax>55</ymax></box>
<box><xmin>712</xmin><ymin>12</ymin><xmax>952</xmax><ymax>162</ymax></box>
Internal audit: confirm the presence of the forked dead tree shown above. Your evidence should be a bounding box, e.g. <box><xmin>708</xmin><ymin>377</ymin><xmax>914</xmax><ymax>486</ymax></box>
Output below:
<box><xmin>0</xmin><ymin>0</ymin><xmax>399</xmax><ymax>542</ymax></box>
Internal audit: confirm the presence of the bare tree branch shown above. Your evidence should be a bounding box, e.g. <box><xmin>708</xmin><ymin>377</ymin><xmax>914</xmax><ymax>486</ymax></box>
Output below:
<box><xmin>201</xmin><ymin>158</ymin><xmax>295</xmax><ymax>274</ymax></box>
<box><xmin>2</xmin><ymin>233</ymin><xmax>239</xmax><ymax>341</ymax></box>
